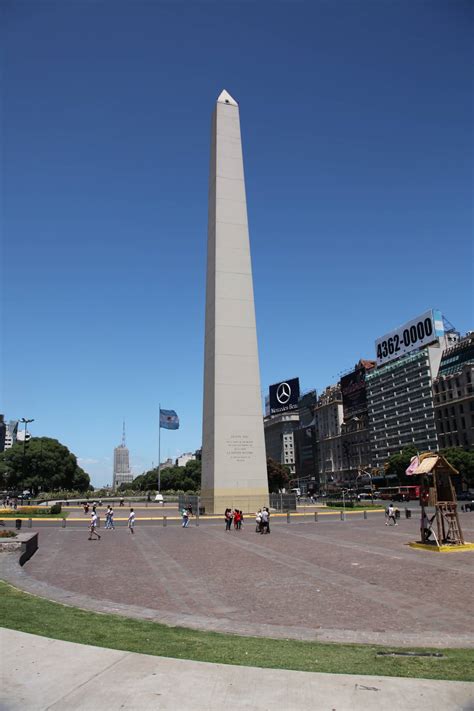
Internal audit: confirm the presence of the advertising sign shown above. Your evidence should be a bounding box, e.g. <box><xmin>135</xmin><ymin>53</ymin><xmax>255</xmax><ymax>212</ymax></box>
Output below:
<box><xmin>269</xmin><ymin>377</ymin><xmax>300</xmax><ymax>415</ymax></box>
<box><xmin>340</xmin><ymin>369</ymin><xmax>368</xmax><ymax>420</ymax></box>
<box><xmin>374</xmin><ymin>309</ymin><xmax>443</xmax><ymax>367</ymax></box>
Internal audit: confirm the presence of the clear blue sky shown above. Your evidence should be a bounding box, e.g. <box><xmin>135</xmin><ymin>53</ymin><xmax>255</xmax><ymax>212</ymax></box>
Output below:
<box><xmin>2</xmin><ymin>1</ymin><xmax>472</xmax><ymax>486</ymax></box>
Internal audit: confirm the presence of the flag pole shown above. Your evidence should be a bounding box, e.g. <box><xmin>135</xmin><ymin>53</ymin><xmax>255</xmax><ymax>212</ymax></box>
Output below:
<box><xmin>158</xmin><ymin>403</ymin><xmax>161</xmax><ymax>492</ymax></box>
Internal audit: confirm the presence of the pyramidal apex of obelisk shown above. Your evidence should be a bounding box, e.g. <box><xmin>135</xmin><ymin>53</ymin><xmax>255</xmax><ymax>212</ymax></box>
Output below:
<box><xmin>217</xmin><ymin>89</ymin><xmax>238</xmax><ymax>106</ymax></box>
<box><xmin>201</xmin><ymin>90</ymin><xmax>269</xmax><ymax>514</ymax></box>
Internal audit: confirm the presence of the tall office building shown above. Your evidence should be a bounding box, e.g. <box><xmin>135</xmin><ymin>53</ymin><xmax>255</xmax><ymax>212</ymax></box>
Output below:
<box><xmin>366</xmin><ymin>311</ymin><xmax>458</xmax><ymax>468</ymax></box>
<box><xmin>113</xmin><ymin>422</ymin><xmax>133</xmax><ymax>491</ymax></box>
<box><xmin>433</xmin><ymin>333</ymin><xmax>474</xmax><ymax>450</ymax></box>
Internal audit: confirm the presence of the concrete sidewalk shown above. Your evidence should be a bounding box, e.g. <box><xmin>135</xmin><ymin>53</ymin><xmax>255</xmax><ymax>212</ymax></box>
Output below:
<box><xmin>1</xmin><ymin>629</ymin><xmax>472</xmax><ymax>710</ymax></box>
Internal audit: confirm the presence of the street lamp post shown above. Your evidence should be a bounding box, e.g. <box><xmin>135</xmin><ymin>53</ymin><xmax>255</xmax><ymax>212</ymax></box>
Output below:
<box><xmin>20</xmin><ymin>418</ymin><xmax>34</xmax><ymax>494</ymax></box>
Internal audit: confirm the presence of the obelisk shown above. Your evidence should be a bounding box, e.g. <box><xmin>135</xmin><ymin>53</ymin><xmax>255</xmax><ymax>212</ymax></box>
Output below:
<box><xmin>201</xmin><ymin>90</ymin><xmax>269</xmax><ymax>514</ymax></box>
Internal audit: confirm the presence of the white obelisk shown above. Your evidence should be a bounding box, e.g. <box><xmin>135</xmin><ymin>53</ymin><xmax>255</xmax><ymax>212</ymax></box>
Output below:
<box><xmin>201</xmin><ymin>90</ymin><xmax>268</xmax><ymax>514</ymax></box>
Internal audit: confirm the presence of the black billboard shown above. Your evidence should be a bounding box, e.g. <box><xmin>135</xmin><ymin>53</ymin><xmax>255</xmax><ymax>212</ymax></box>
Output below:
<box><xmin>269</xmin><ymin>378</ymin><xmax>300</xmax><ymax>415</ymax></box>
<box><xmin>340</xmin><ymin>369</ymin><xmax>368</xmax><ymax>420</ymax></box>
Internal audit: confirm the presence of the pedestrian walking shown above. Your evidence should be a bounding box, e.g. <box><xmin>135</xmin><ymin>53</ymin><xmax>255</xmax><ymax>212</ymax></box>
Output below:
<box><xmin>105</xmin><ymin>506</ymin><xmax>115</xmax><ymax>530</ymax></box>
<box><xmin>255</xmin><ymin>509</ymin><xmax>262</xmax><ymax>533</ymax></box>
<box><xmin>128</xmin><ymin>508</ymin><xmax>135</xmax><ymax>534</ymax></box>
<box><xmin>238</xmin><ymin>510</ymin><xmax>243</xmax><ymax>529</ymax></box>
<box><xmin>385</xmin><ymin>503</ymin><xmax>397</xmax><ymax>526</ymax></box>
<box><xmin>182</xmin><ymin>508</ymin><xmax>190</xmax><ymax>528</ymax></box>
<box><xmin>224</xmin><ymin>508</ymin><xmax>233</xmax><ymax>531</ymax></box>
<box><xmin>88</xmin><ymin>511</ymin><xmax>101</xmax><ymax>540</ymax></box>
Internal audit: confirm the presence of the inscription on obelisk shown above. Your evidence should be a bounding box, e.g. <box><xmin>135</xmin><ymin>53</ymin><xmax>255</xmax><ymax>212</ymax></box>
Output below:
<box><xmin>201</xmin><ymin>90</ymin><xmax>269</xmax><ymax>513</ymax></box>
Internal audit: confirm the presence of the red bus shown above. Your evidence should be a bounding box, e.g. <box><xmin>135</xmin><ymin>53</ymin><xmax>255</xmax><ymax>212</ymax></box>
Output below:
<box><xmin>377</xmin><ymin>485</ymin><xmax>421</xmax><ymax>502</ymax></box>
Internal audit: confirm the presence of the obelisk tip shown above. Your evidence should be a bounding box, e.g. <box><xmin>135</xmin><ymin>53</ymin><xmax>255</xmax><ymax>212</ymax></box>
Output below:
<box><xmin>217</xmin><ymin>89</ymin><xmax>238</xmax><ymax>106</ymax></box>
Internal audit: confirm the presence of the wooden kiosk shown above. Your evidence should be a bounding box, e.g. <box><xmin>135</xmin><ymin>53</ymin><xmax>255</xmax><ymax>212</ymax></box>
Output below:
<box><xmin>410</xmin><ymin>452</ymin><xmax>472</xmax><ymax>551</ymax></box>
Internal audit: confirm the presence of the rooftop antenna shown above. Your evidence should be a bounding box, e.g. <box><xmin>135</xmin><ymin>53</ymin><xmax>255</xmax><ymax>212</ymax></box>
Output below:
<box><xmin>122</xmin><ymin>419</ymin><xmax>126</xmax><ymax>447</ymax></box>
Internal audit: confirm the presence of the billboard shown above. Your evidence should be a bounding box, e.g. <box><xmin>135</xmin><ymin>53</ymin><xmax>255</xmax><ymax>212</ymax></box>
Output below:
<box><xmin>340</xmin><ymin>368</ymin><xmax>368</xmax><ymax>420</ymax></box>
<box><xmin>269</xmin><ymin>377</ymin><xmax>300</xmax><ymax>415</ymax></box>
<box><xmin>375</xmin><ymin>309</ymin><xmax>443</xmax><ymax>367</ymax></box>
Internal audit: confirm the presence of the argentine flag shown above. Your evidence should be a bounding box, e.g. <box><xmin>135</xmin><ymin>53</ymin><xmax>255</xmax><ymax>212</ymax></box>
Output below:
<box><xmin>160</xmin><ymin>409</ymin><xmax>179</xmax><ymax>430</ymax></box>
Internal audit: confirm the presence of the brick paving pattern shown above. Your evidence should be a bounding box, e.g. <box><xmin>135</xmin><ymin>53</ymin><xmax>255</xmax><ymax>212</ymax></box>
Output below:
<box><xmin>3</xmin><ymin>512</ymin><xmax>474</xmax><ymax>647</ymax></box>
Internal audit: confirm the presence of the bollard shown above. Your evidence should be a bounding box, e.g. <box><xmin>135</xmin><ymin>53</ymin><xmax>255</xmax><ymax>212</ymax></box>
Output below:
<box><xmin>363</xmin><ymin>510</ymin><xmax>368</xmax><ymax>520</ymax></box>
<box><xmin>28</xmin><ymin>518</ymin><xmax>32</xmax><ymax>529</ymax></box>
<box><xmin>340</xmin><ymin>511</ymin><xmax>345</xmax><ymax>521</ymax></box>
<box><xmin>62</xmin><ymin>518</ymin><xmax>66</xmax><ymax>528</ymax></box>
<box><xmin>15</xmin><ymin>519</ymin><xmax>22</xmax><ymax>530</ymax></box>
<box><xmin>287</xmin><ymin>511</ymin><xmax>290</xmax><ymax>524</ymax></box>
<box><xmin>314</xmin><ymin>512</ymin><xmax>318</xmax><ymax>522</ymax></box>
<box><xmin>163</xmin><ymin>516</ymin><xmax>167</xmax><ymax>527</ymax></box>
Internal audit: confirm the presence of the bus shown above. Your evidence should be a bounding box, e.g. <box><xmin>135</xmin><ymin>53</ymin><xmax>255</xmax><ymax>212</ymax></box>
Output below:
<box><xmin>376</xmin><ymin>485</ymin><xmax>421</xmax><ymax>502</ymax></box>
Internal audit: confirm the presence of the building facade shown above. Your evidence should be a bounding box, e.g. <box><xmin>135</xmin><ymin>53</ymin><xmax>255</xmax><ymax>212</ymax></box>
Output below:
<box><xmin>340</xmin><ymin>360</ymin><xmax>375</xmax><ymax>484</ymax></box>
<box><xmin>433</xmin><ymin>333</ymin><xmax>474</xmax><ymax>450</ymax></box>
<box><xmin>4</xmin><ymin>420</ymin><xmax>19</xmax><ymax>449</ymax></box>
<box><xmin>366</xmin><ymin>338</ymin><xmax>453</xmax><ymax>468</ymax></box>
<box><xmin>314</xmin><ymin>385</ymin><xmax>344</xmax><ymax>488</ymax></box>
<box><xmin>176</xmin><ymin>452</ymin><xmax>196</xmax><ymax>467</ymax></box>
<box><xmin>263</xmin><ymin>411</ymin><xmax>300</xmax><ymax>476</ymax></box>
<box><xmin>294</xmin><ymin>390</ymin><xmax>318</xmax><ymax>487</ymax></box>
<box><xmin>113</xmin><ymin>424</ymin><xmax>132</xmax><ymax>490</ymax></box>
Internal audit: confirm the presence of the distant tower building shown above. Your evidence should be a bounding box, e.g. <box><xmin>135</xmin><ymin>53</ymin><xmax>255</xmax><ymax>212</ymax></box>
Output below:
<box><xmin>113</xmin><ymin>421</ymin><xmax>133</xmax><ymax>491</ymax></box>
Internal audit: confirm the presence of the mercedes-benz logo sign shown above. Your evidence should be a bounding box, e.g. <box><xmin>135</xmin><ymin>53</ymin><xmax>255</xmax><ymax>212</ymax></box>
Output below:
<box><xmin>276</xmin><ymin>382</ymin><xmax>291</xmax><ymax>405</ymax></box>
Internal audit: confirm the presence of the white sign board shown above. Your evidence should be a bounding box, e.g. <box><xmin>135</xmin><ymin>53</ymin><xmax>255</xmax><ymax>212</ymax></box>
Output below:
<box><xmin>375</xmin><ymin>309</ymin><xmax>443</xmax><ymax>366</ymax></box>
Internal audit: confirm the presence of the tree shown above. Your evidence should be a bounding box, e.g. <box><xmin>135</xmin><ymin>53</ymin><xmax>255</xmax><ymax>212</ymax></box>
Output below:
<box><xmin>0</xmin><ymin>437</ymin><xmax>90</xmax><ymax>494</ymax></box>
<box><xmin>441</xmin><ymin>448</ymin><xmax>474</xmax><ymax>488</ymax></box>
<box><xmin>266</xmin><ymin>457</ymin><xmax>290</xmax><ymax>492</ymax></box>
<box><xmin>133</xmin><ymin>459</ymin><xmax>202</xmax><ymax>492</ymax></box>
<box><xmin>384</xmin><ymin>446</ymin><xmax>418</xmax><ymax>483</ymax></box>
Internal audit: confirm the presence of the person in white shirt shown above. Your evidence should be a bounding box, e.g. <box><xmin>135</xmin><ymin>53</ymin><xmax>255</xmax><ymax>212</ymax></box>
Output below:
<box><xmin>385</xmin><ymin>503</ymin><xmax>397</xmax><ymax>526</ymax></box>
<box><xmin>260</xmin><ymin>508</ymin><xmax>270</xmax><ymax>534</ymax></box>
<box><xmin>88</xmin><ymin>511</ymin><xmax>101</xmax><ymax>540</ymax></box>
<box><xmin>128</xmin><ymin>508</ymin><xmax>136</xmax><ymax>534</ymax></box>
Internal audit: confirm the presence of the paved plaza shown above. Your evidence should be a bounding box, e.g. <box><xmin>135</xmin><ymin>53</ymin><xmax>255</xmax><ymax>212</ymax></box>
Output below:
<box><xmin>2</xmin><ymin>511</ymin><xmax>474</xmax><ymax>648</ymax></box>
<box><xmin>3</xmin><ymin>628</ymin><xmax>473</xmax><ymax>711</ymax></box>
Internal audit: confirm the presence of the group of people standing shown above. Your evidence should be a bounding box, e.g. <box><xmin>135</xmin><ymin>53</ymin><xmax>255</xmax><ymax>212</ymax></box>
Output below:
<box><xmin>224</xmin><ymin>508</ymin><xmax>244</xmax><ymax>531</ymax></box>
<box><xmin>255</xmin><ymin>508</ymin><xmax>270</xmax><ymax>534</ymax></box>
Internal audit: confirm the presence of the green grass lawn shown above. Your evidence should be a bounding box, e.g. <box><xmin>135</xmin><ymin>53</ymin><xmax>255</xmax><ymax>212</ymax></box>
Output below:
<box><xmin>1</xmin><ymin>581</ymin><xmax>472</xmax><ymax>681</ymax></box>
